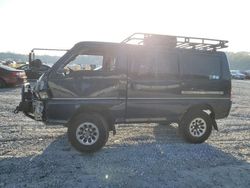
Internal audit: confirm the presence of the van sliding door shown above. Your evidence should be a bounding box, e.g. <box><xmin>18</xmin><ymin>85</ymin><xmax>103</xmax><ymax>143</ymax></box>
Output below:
<box><xmin>126</xmin><ymin>48</ymin><xmax>181</xmax><ymax>121</ymax></box>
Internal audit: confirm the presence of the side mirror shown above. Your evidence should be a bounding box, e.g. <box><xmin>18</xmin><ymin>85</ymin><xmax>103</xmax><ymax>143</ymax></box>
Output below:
<box><xmin>29</xmin><ymin>52</ymin><xmax>35</xmax><ymax>63</ymax></box>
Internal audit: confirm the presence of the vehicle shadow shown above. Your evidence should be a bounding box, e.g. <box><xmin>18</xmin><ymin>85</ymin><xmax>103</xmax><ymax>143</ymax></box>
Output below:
<box><xmin>1</xmin><ymin>123</ymin><xmax>250</xmax><ymax>187</ymax></box>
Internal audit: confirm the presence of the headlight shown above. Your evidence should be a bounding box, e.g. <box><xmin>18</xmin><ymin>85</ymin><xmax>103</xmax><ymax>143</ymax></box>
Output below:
<box><xmin>38</xmin><ymin>91</ymin><xmax>48</xmax><ymax>99</ymax></box>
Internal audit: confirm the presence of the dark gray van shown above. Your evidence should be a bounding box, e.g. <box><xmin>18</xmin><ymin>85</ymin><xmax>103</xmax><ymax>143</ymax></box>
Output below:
<box><xmin>15</xmin><ymin>33</ymin><xmax>232</xmax><ymax>152</ymax></box>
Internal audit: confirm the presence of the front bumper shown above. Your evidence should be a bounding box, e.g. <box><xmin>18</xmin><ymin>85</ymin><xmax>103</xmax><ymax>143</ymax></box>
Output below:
<box><xmin>14</xmin><ymin>83</ymin><xmax>45</xmax><ymax>121</ymax></box>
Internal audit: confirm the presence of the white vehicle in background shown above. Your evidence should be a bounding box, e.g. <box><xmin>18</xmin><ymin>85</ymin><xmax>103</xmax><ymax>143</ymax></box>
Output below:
<box><xmin>240</xmin><ymin>70</ymin><xmax>250</xmax><ymax>79</ymax></box>
<box><xmin>230</xmin><ymin>70</ymin><xmax>246</xmax><ymax>80</ymax></box>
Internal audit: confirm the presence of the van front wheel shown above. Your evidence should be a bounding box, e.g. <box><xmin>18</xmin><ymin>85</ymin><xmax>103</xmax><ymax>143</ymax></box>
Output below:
<box><xmin>180</xmin><ymin>111</ymin><xmax>212</xmax><ymax>143</ymax></box>
<box><xmin>68</xmin><ymin>113</ymin><xmax>109</xmax><ymax>152</ymax></box>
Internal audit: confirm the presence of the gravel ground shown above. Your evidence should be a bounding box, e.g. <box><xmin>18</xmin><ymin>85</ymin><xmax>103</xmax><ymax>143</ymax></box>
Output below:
<box><xmin>0</xmin><ymin>80</ymin><xmax>250</xmax><ymax>188</ymax></box>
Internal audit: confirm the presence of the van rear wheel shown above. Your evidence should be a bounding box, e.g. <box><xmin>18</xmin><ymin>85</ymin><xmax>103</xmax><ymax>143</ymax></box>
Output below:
<box><xmin>179</xmin><ymin>111</ymin><xmax>212</xmax><ymax>143</ymax></box>
<box><xmin>68</xmin><ymin>113</ymin><xmax>109</xmax><ymax>152</ymax></box>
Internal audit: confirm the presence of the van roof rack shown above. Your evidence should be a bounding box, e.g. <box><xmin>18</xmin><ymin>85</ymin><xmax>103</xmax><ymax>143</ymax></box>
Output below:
<box><xmin>31</xmin><ymin>48</ymin><xmax>69</xmax><ymax>53</ymax></box>
<box><xmin>121</xmin><ymin>33</ymin><xmax>228</xmax><ymax>51</ymax></box>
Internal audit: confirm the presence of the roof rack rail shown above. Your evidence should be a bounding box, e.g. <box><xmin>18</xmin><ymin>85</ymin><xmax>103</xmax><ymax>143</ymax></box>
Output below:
<box><xmin>121</xmin><ymin>33</ymin><xmax>228</xmax><ymax>51</ymax></box>
<box><xmin>31</xmin><ymin>48</ymin><xmax>69</xmax><ymax>53</ymax></box>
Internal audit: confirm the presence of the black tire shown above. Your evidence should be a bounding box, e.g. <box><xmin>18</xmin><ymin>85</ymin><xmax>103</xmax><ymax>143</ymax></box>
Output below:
<box><xmin>68</xmin><ymin>113</ymin><xmax>109</xmax><ymax>152</ymax></box>
<box><xmin>179</xmin><ymin>111</ymin><xmax>212</xmax><ymax>143</ymax></box>
<box><xmin>0</xmin><ymin>78</ymin><xmax>6</xmax><ymax>88</ymax></box>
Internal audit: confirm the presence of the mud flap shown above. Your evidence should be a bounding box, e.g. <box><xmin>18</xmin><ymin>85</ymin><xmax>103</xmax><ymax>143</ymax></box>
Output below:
<box><xmin>14</xmin><ymin>101</ymin><xmax>33</xmax><ymax>114</ymax></box>
<box><xmin>14</xmin><ymin>82</ymin><xmax>34</xmax><ymax>113</ymax></box>
<box><xmin>211</xmin><ymin>118</ymin><xmax>218</xmax><ymax>131</ymax></box>
<box><xmin>203</xmin><ymin>109</ymin><xmax>218</xmax><ymax>131</ymax></box>
<box><xmin>113</xmin><ymin>126</ymin><xmax>117</xmax><ymax>136</ymax></box>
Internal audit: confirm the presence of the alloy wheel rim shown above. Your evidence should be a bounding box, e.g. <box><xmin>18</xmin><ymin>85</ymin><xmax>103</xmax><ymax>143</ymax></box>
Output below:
<box><xmin>189</xmin><ymin>117</ymin><xmax>207</xmax><ymax>137</ymax></box>
<box><xmin>76</xmin><ymin>122</ymin><xmax>99</xmax><ymax>145</ymax></box>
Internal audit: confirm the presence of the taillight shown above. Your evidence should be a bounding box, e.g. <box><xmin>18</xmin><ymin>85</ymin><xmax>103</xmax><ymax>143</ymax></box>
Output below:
<box><xmin>11</xmin><ymin>72</ymin><xmax>25</xmax><ymax>78</ymax></box>
<box><xmin>11</xmin><ymin>72</ymin><xmax>19</xmax><ymax>77</ymax></box>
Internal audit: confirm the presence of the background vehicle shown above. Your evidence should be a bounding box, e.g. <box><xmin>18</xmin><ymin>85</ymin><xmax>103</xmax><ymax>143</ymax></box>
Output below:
<box><xmin>17</xmin><ymin>48</ymin><xmax>68</xmax><ymax>80</ymax></box>
<box><xmin>230</xmin><ymin>70</ymin><xmax>246</xmax><ymax>80</ymax></box>
<box><xmin>16</xmin><ymin>33</ymin><xmax>231</xmax><ymax>153</ymax></box>
<box><xmin>240</xmin><ymin>70</ymin><xmax>250</xmax><ymax>79</ymax></box>
<box><xmin>18</xmin><ymin>64</ymin><xmax>51</xmax><ymax>79</ymax></box>
<box><xmin>0</xmin><ymin>64</ymin><xmax>27</xmax><ymax>88</ymax></box>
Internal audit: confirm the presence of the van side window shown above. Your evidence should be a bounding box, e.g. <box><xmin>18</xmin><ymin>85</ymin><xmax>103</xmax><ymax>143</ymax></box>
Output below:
<box><xmin>180</xmin><ymin>53</ymin><xmax>221</xmax><ymax>79</ymax></box>
<box><xmin>63</xmin><ymin>54</ymin><xmax>117</xmax><ymax>72</ymax></box>
<box><xmin>156</xmin><ymin>52</ymin><xmax>179</xmax><ymax>79</ymax></box>
<box><xmin>129</xmin><ymin>50</ymin><xmax>156</xmax><ymax>79</ymax></box>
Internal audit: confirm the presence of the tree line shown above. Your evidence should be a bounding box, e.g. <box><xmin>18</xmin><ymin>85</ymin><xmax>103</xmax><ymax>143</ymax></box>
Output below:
<box><xmin>226</xmin><ymin>52</ymin><xmax>250</xmax><ymax>70</ymax></box>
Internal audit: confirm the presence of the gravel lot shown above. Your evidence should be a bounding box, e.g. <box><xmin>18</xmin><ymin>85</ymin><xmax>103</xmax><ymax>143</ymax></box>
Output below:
<box><xmin>0</xmin><ymin>80</ymin><xmax>250</xmax><ymax>188</ymax></box>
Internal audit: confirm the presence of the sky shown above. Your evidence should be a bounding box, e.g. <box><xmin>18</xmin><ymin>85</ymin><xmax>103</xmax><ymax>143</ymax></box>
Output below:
<box><xmin>0</xmin><ymin>0</ymin><xmax>249</xmax><ymax>54</ymax></box>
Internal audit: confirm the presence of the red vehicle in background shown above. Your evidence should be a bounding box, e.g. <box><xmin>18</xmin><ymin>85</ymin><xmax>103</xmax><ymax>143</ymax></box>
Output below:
<box><xmin>0</xmin><ymin>64</ymin><xmax>27</xmax><ymax>88</ymax></box>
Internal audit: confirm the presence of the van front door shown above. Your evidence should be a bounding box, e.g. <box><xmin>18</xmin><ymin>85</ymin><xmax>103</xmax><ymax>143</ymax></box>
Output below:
<box><xmin>47</xmin><ymin>48</ymin><xmax>127</xmax><ymax>122</ymax></box>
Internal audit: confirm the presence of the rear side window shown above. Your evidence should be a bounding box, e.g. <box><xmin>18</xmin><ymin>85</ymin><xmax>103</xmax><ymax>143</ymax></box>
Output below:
<box><xmin>180</xmin><ymin>53</ymin><xmax>221</xmax><ymax>80</ymax></box>
<box><xmin>129</xmin><ymin>49</ymin><xmax>179</xmax><ymax>80</ymax></box>
<box><xmin>129</xmin><ymin>49</ymin><xmax>156</xmax><ymax>79</ymax></box>
<box><xmin>156</xmin><ymin>52</ymin><xmax>179</xmax><ymax>79</ymax></box>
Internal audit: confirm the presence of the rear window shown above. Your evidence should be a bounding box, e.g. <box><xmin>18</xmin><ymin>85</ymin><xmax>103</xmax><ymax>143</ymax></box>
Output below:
<box><xmin>180</xmin><ymin>53</ymin><xmax>221</xmax><ymax>80</ymax></box>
